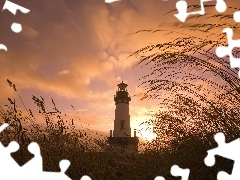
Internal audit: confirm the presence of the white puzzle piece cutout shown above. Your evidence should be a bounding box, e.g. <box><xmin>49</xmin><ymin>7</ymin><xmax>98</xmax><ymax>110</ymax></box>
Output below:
<box><xmin>105</xmin><ymin>0</ymin><xmax>121</xmax><ymax>3</ymax></box>
<box><xmin>171</xmin><ymin>165</ymin><xmax>190</xmax><ymax>180</ymax></box>
<box><xmin>0</xmin><ymin>123</ymin><xmax>9</xmax><ymax>132</ymax></box>
<box><xmin>2</xmin><ymin>0</ymin><xmax>30</xmax><ymax>15</ymax></box>
<box><xmin>174</xmin><ymin>0</ymin><xmax>227</xmax><ymax>22</ymax></box>
<box><xmin>216</xmin><ymin>27</ymin><xmax>240</xmax><ymax>77</ymax></box>
<box><xmin>2</xmin><ymin>0</ymin><xmax>30</xmax><ymax>33</ymax></box>
<box><xmin>0</xmin><ymin>141</ymin><xmax>30</xmax><ymax>179</ymax></box>
<box><xmin>174</xmin><ymin>0</ymin><xmax>240</xmax><ymax>79</ymax></box>
<box><xmin>154</xmin><ymin>176</ymin><xmax>165</xmax><ymax>180</ymax></box>
<box><xmin>41</xmin><ymin>160</ymin><xmax>71</xmax><ymax>180</ymax></box>
<box><xmin>20</xmin><ymin>142</ymin><xmax>43</xmax><ymax>178</ymax></box>
<box><xmin>1</xmin><ymin>1</ymin><xmax>30</xmax><ymax>51</ymax></box>
<box><xmin>0</xmin><ymin>44</ymin><xmax>7</xmax><ymax>51</ymax></box>
<box><xmin>154</xmin><ymin>164</ymin><xmax>190</xmax><ymax>180</ymax></box>
<box><xmin>204</xmin><ymin>132</ymin><xmax>240</xmax><ymax>180</ymax></box>
<box><xmin>233</xmin><ymin>11</ymin><xmax>240</xmax><ymax>22</ymax></box>
<box><xmin>11</xmin><ymin>23</ymin><xmax>22</xmax><ymax>33</ymax></box>
<box><xmin>0</xmin><ymin>123</ymin><xmax>92</xmax><ymax>179</ymax></box>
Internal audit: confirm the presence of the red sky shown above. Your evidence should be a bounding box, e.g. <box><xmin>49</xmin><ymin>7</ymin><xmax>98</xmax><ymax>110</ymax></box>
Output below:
<box><xmin>0</xmin><ymin>0</ymin><xmax>240</xmax><ymax>140</ymax></box>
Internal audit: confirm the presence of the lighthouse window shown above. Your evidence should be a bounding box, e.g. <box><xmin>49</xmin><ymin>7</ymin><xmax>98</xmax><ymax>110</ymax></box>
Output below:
<box><xmin>120</xmin><ymin>120</ymin><xmax>125</xmax><ymax>129</ymax></box>
<box><xmin>124</xmin><ymin>99</ymin><xmax>127</xmax><ymax>102</ymax></box>
<box><xmin>118</xmin><ymin>99</ymin><xmax>121</xmax><ymax>102</ymax></box>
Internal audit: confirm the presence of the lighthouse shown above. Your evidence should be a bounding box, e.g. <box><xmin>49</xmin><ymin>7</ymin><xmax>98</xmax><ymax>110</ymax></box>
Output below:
<box><xmin>107</xmin><ymin>81</ymin><xmax>139</xmax><ymax>154</ymax></box>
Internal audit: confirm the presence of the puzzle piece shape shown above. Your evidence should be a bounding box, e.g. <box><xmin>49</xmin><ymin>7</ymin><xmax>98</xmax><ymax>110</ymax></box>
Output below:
<box><xmin>216</xmin><ymin>28</ymin><xmax>240</xmax><ymax>77</ymax></box>
<box><xmin>0</xmin><ymin>123</ymin><xmax>93</xmax><ymax>179</ymax></box>
<box><xmin>81</xmin><ymin>175</ymin><xmax>92</xmax><ymax>180</ymax></box>
<box><xmin>204</xmin><ymin>132</ymin><xmax>240</xmax><ymax>180</ymax></box>
<box><xmin>174</xmin><ymin>0</ymin><xmax>227</xmax><ymax>22</ymax></box>
<box><xmin>40</xmin><ymin>160</ymin><xmax>71</xmax><ymax>180</ymax></box>
<box><xmin>154</xmin><ymin>164</ymin><xmax>190</xmax><ymax>180</ymax></box>
<box><xmin>2</xmin><ymin>0</ymin><xmax>30</xmax><ymax>34</ymax></box>
<box><xmin>0</xmin><ymin>44</ymin><xmax>7</xmax><ymax>51</ymax></box>
<box><xmin>171</xmin><ymin>165</ymin><xmax>190</xmax><ymax>180</ymax></box>
<box><xmin>0</xmin><ymin>141</ymin><xmax>20</xmax><ymax>170</ymax></box>
<box><xmin>1</xmin><ymin>1</ymin><xmax>30</xmax><ymax>51</ymax></box>
<box><xmin>154</xmin><ymin>176</ymin><xmax>165</xmax><ymax>180</ymax></box>
<box><xmin>0</xmin><ymin>123</ymin><xmax>9</xmax><ymax>132</ymax></box>
<box><xmin>233</xmin><ymin>11</ymin><xmax>240</xmax><ymax>22</ymax></box>
<box><xmin>105</xmin><ymin>0</ymin><xmax>121</xmax><ymax>3</ymax></box>
<box><xmin>21</xmin><ymin>142</ymin><xmax>43</xmax><ymax>175</ymax></box>
<box><xmin>11</xmin><ymin>23</ymin><xmax>22</xmax><ymax>33</ymax></box>
<box><xmin>2</xmin><ymin>0</ymin><xmax>30</xmax><ymax>15</ymax></box>
<box><xmin>0</xmin><ymin>141</ymin><xmax>23</xmax><ymax>179</ymax></box>
<box><xmin>0</xmin><ymin>139</ymin><xmax>43</xmax><ymax>179</ymax></box>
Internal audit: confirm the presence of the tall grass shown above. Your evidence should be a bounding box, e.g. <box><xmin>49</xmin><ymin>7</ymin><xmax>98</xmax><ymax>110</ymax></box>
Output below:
<box><xmin>1</xmin><ymin>8</ymin><xmax>239</xmax><ymax>179</ymax></box>
<box><xmin>127</xmin><ymin>5</ymin><xmax>240</xmax><ymax>153</ymax></box>
<box><xmin>0</xmin><ymin>79</ymin><xmax>109</xmax><ymax>177</ymax></box>
<box><xmin>0</xmin><ymin>79</ymin><xmax>235</xmax><ymax>179</ymax></box>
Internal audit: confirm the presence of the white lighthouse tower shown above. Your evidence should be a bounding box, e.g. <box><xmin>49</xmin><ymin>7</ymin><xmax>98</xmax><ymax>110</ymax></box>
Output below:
<box><xmin>113</xmin><ymin>81</ymin><xmax>131</xmax><ymax>137</ymax></box>
<box><xmin>108</xmin><ymin>81</ymin><xmax>139</xmax><ymax>154</ymax></box>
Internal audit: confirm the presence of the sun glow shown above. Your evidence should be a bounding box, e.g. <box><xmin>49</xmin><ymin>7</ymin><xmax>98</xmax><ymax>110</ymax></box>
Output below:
<box><xmin>138</xmin><ymin>124</ymin><xmax>157</xmax><ymax>141</ymax></box>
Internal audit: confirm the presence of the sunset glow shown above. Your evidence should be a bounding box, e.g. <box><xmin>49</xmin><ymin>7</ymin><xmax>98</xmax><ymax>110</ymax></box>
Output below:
<box><xmin>0</xmin><ymin>0</ymin><xmax>239</xmax><ymax>144</ymax></box>
<box><xmin>1</xmin><ymin>1</ymin><xmax>240</xmax><ymax>179</ymax></box>
<box><xmin>138</xmin><ymin>123</ymin><xmax>157</xmax><ymax>141</ymax></box>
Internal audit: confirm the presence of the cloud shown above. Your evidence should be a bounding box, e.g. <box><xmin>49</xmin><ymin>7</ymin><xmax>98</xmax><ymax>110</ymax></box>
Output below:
<box><xmin>58</xmin><ymin>69</ymin><xmax>69</xmax><ymax>75</ymax></box>
<box><xmin>21</xmin><ymin>26</ymin><xmax>39</xmax><ymax>39</ymax></box>
<box><xmin>0</xmin><ymin>0</ymin><xmax>172</xmax><ymax>102</ymax></box>
<box><xmin>1</xmin><ymin>0</ymin><xmax>237</xmax><ymax>134</ymax></box>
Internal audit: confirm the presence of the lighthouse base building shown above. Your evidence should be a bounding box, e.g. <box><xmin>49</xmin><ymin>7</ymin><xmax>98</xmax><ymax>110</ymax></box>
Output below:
<box><xmin>107</xmin><ymin>81</ymin><xmax>139</xmax><ymax>154</ymax></box>
<box><xmin>107</xmin><ymin>135</ymin><xmax>139</xmax><ymax>154</ymax></box>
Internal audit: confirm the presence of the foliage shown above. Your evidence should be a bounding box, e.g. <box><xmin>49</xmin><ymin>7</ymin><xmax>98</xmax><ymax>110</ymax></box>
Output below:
<box><xmin>1</xmin><ymin>5</ymin><xmax>240</xmax><ymax>179</ymax></box>
<box><xmin>0</xmin><ymin>79</ymin><xmax>235</xmax><ymax>179</ymax></box>
<box><xmin>0</xmin><ymin>79</ymin><xmax>108</xmax><ymax>167</ymax></box>
<box><xmin>128</xmin><ymin>5</ymin><xmax>240</xmax><ymax>151</ymax></box>
<box><xmin>0</xmin><ymin>79</ymin><xmax>173</xmax><ymax>179</ymax></box>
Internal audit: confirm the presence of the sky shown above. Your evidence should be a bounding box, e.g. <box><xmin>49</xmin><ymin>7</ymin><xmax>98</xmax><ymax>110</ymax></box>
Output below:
<box><xmin>0</xmin><ymin>0</ymin><xmax>240</xmax><ymax>141</ymax></box>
